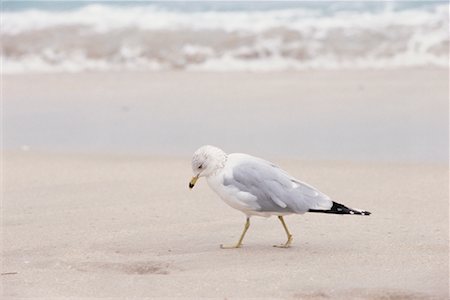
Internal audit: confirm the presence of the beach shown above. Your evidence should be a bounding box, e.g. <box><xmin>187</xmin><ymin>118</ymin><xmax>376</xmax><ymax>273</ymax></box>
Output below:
<box><xmin>3</xmin><ymin>152</ymin><xmax>448</xmax><ymax>299</ymax></box>
<box><xmin>3</xmin><ymin>69</ymin><xmax>448</xmax><ymax>161</ymax></box>
<box><xmin>2</xmin><ymin>69</ymin><xmax>449</xmax><ymax>299</ymax></box>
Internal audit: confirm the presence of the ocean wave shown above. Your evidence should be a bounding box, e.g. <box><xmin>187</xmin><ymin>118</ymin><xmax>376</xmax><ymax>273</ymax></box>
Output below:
<box><xmin>1</xmin><ymin>3</ymin><xmax>448</xmax><ymax>72</ymax></box>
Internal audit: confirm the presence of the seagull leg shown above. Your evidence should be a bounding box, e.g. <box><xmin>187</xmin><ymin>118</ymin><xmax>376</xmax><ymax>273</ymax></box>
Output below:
<box><xmin>220</xmin><ymin>217</ymin><xmax>250</xmax><ymax>249</ymax></box>
<box><xmin>273</xmin><ymin>216</ymin><xmax>293</xmax><ymax>248</ymax></box>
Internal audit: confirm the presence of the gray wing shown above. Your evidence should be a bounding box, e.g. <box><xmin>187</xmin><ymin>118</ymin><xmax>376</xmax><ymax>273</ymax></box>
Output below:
<box><xmin>223</xmin><ymin>159</ymin><xmax>333</xmax><ymax>214</ymax></box>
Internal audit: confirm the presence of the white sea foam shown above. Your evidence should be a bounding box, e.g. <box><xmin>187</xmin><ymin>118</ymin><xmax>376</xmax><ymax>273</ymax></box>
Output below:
<box><xmin>1</xmin><ymin>3</ymin><xmax>448</xmax><ymax>73</ymax></box>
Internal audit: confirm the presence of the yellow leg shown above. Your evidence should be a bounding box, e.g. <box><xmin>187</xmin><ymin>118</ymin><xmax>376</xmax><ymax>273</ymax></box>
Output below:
<box><xmin>273</xmin><ymin>216</ymin><xmax>293</xmax><ymax>248</ymax></box>
<box><xmin>220</xmin><ymin>218</ymin><xmax>250</xmax><ymax>249</ymax></box>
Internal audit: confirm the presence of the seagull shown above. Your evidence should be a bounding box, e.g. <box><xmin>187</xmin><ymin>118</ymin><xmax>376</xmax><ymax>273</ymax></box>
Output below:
<box><xmin>189</xmin><ymin>145</ymin><xmax>371</xmax><ymax>249</ymax></box>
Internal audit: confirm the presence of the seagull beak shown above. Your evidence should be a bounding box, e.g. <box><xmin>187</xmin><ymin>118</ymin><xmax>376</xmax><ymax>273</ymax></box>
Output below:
<box><xmin>189</xmin><ymin>175</ymin><xmax>199</xmax><ymax>189</ymax></box>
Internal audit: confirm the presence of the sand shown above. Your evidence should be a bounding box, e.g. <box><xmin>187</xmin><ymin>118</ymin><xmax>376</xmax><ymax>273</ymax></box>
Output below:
<box><xmin>2</xmin><ymin>69</ymin><xmax>449</xmax><ymax>299</ymax></box>
<box><xmin>3</xmin><ymin>69</ymin><xmax>448</xmax><ymax>161</ymax></box>
<box><xmin>2</xmin><ymin>152</ymin><xmax>448</xmax><ymax>299</ymax></box>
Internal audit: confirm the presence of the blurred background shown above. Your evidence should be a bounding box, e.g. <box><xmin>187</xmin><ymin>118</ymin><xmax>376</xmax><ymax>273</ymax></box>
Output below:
<box><xmin>2</xmin><ymin>1</ymin><xmax>448</xmax><ymax>72</ymax></box>
<box><xmin>2</xmin><ymin>0</ymin><xmax>449</xmax><ymax>161</ymax></box>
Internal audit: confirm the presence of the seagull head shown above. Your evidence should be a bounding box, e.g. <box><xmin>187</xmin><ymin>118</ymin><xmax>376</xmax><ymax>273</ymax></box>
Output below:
<box><xmin>189</xmin><ymin>145</ymin><xmax>227</xmax><ymax>189</ymax></box>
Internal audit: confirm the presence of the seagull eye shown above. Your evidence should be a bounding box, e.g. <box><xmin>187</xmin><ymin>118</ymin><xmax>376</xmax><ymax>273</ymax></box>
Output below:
<box><xmin>198</xmin><ymin>164</ymin><xmax>203</xmax><ymax>169</ymax></box>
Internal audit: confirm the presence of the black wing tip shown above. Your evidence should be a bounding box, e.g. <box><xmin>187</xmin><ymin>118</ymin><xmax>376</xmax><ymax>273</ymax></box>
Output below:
<box><xmin>309</xmin><ymin>202</ymin><xmax>371</xmax><ymax>216</ymax></box>
<box><xmin>348</xmin><ymin>209</ymin><xmax>371</xmax><ymax>216</ymax></box>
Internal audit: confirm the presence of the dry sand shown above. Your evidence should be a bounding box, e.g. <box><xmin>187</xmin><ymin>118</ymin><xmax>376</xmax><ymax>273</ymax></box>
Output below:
<box><xmin>2</xmin><ymin>152</ymin><xmax>448</xmax><ymax>299</ymax></box>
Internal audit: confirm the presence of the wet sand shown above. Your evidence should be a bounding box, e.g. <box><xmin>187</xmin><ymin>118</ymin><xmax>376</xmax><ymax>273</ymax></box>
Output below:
<box><xmin>3</xmin><ymin>69</ymin><xmax>448</xmax><ymax>161</ymax></box>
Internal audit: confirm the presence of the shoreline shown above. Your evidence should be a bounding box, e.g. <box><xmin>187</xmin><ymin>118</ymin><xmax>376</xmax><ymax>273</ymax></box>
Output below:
<box><xmin>2</xmin><ymin>66</ymin><xmax>447</xmax><ymax>77</ymax></box>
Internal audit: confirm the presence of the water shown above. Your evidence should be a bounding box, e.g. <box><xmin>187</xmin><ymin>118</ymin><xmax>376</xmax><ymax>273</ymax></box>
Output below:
<box><xmin>1</xmin><ymin>1</ymin><xmax>448</xmax><ymax>73</ymax></box>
